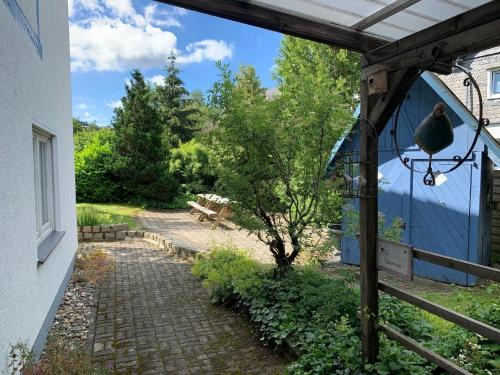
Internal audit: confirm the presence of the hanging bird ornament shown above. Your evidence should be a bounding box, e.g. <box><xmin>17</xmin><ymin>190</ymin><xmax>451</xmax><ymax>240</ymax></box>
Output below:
<box><xmin>391</xmin><ymin>65</ymin><xmax>488</xmax><ymax>187</ymax></box>
<box><xmin>414</xmin><ymin>102</ymin><xmax>454</xmax><ymax>155</ymax></box>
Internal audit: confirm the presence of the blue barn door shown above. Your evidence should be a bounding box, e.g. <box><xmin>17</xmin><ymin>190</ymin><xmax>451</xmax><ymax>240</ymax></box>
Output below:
<box><xmin>410</xmin><ymin>160</ymin><xmax>473</xmax><ymax>284</ymax></box>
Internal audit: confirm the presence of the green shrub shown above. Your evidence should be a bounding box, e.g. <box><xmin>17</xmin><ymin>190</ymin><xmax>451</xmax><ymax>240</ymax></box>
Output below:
<box><xmin>169</xmin><ymin>140</ymin><xmax>217</xmax><ymax>194</ymax></box>
<box><xmin>74</xmin><ymin>129</ymin><xmax>124</xmax><ymax>203</ymax></box>
<box><xmin>192</xmin><ymin>245</ymin><xmax>267</xmax><ymax>303</ymax></box>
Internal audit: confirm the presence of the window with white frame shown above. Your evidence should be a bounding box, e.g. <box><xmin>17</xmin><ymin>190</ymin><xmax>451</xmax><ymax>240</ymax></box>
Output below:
<box><xmin>487</xmin><ymin>69</ymin><xmax>500</xmax><ymax>99</ymax></box>
<box><xmin>33</xmin><ymin>128</ymin><xmax>55</xmax><ymax>243</ymax></box>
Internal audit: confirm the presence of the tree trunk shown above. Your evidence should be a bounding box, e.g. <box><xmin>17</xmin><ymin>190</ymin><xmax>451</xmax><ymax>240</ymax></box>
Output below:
<box><xmin>270</xmin><ymin>238</ymin><xmax>291</xmax><ymax>277</ymax></box>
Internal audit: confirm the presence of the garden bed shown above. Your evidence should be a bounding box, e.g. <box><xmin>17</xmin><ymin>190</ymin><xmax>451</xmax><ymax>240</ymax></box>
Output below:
<box><xmin>8</xmin><ymin>243</ymin><xmax>113</xmax><ymax>374</ymax></box>
<box><xmin>192</xmin><ymin>246</ymin><xmax>500</xmax><ymax>375</ymax></box>
<box><xmin>48</xmin><ymin>244</ymin><xmax>97</xmax><ymax>349</ymax></box>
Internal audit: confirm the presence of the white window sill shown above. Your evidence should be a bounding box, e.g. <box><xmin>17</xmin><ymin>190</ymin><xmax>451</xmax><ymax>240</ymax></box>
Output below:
<box><xmin>37</xmin><ymin>231</ymin><xmax>65</xmax><ymax>265</ymax></box>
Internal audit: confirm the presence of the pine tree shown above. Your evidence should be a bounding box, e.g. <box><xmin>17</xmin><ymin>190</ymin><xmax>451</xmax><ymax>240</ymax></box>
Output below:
<box><xmin>234</xmin><ymin>65</ymin><xmax>265</xmax><ymax>103</ymax></box>
<box><xmin>113</xmin><ymin>69</ymin><xmax>177</xmax><ymax>202</ymax></box>
<box><xmin>156</xmin><ymin>54</ymin><xmax>198</xmax><ymax>146</ymax></box>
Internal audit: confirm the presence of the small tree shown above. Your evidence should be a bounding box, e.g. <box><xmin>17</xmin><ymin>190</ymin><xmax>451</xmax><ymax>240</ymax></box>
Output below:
<box><xmin>156</xmin><ymin>54</ymin><xmax>199</xmax><ymax>146</ymax></box>
<box><xmin>209</xmin><ymin>46</ymin><xmax>356</xmax><ymax>272</ymax></box>
<box><xmin>113</xmin><ymin>69</ymin><xmax>177</xmax><ymax>202</ymax></box>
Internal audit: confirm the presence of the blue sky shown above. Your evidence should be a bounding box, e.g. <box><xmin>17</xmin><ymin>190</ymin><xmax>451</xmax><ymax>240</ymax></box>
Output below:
<box><xmin>69</xmin><ymin>0</ymin><xmax>282</xmax><ymax>125</ymax></box>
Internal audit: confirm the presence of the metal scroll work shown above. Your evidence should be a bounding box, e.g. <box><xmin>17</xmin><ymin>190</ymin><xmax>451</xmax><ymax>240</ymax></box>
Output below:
<box><xmin>391</xmin><ymin>63</ymin><xmax>489</xmax><ymax>186</ymax></box>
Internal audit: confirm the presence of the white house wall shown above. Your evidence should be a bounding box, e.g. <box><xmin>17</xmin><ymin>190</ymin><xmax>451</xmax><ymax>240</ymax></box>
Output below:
<box><xmin>0</xmin><ymin>0</ymin><xmax>76</xmax><ymax>371</ymax></box>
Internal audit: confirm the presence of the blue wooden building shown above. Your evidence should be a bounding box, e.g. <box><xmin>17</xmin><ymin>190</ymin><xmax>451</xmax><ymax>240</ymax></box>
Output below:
<box><xmin>327</xmin><ymin>72</ymin><xmax>500</xmax><ymax>285</ymax></box>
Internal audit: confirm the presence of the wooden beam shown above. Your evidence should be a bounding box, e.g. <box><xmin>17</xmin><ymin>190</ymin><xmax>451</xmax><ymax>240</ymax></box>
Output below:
<box><xmin>358</xmin><ymin>66</ymin><xmax>418</xmax><ymax>363</ymax></box>
<box><xmin>366</xmin><ymin>67</ymin><xmax>419</xmax><ymax>136</ymax></box>
<box><xmin>352</xmin><ymin>0</ymin><xmax>423</xmax><ymax>31</ymax></box>
<box><xmin>364</xmin><ymin>1</ymin><xmax>500</xmax><ymax>68</ymax></box>
<box><xmin>379</xmin><ymin>323</ymin><xmax>472</xmax><ymax>375</ymax></box>
<box><xmin>379</xmin><ymin>282</ymin><xmax>500</xmax><ymax>343</ymax></box>
<box><xmin>155</xmin><ymin>0</ymin><xmax>388</xmax><ymax>53</ymax></box>
<box><xmin>413</xmin><ymin>248</ymin><xmax>500</xmax><ymax>282</ymax></box>
<box><xmin>359</xmin><ymin>76</ymin><xmax>380</xmax><ymax>363</ymax></box>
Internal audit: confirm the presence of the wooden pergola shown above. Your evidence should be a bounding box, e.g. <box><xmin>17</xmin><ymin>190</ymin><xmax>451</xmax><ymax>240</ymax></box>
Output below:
<box><xmin>156</xmin><ymin>0</ymin><xmax>500</xmax><ymax>371</ymax></box>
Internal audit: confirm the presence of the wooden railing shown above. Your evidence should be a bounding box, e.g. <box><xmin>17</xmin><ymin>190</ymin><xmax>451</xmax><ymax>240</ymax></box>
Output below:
<box><xmin>378</xmin><ymin>246</ymin><xmax>500</xmax><ymax>375</ymax></box>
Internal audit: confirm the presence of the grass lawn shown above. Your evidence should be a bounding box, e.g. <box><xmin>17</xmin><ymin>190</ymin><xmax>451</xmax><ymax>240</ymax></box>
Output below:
<box><xmin>76</xmin><ymin>203</ymin><xmax>143</xmax><ymax>230</ymax></box>
<box><xmin>419</xmin><ymin>282</ymin><xmax>500</xmax><ymax>332</ymax></box>
<box><xmin>423</xmin><ymin>282</ymin><xmax>499</xmax><ymax>312</ymax></box>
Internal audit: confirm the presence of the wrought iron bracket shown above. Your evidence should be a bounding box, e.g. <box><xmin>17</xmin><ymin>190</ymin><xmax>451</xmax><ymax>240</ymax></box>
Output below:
<box><xmin>391</xmin><ymin>63</ymin><xmax>488</xmax><ymax>186</ymax></box>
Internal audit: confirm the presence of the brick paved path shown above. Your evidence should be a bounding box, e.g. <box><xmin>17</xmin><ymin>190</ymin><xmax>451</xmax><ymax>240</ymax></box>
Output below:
<box><xmin>89</xmin><ymin>240</ymin><xmax>286</xmax><ymax>374</ymax></box>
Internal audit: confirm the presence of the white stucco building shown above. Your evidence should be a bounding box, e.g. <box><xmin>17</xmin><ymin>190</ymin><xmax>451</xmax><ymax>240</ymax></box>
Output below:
<box><xmin>0</xmin><ymin>0</ymin><xmax>76</xmax><ymax>371</ymax></box>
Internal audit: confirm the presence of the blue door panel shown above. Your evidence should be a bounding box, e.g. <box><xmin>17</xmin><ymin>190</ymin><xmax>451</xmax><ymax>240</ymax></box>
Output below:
<box><xmin>410</xmin><ymin>161</ymin><xmax>473</xmax><ymax>284</ymax></box>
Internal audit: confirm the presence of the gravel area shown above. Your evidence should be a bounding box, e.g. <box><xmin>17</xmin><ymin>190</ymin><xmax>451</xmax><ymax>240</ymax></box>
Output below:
<box><xmin>44</xmin><ymin>243</ymin><xmax>97</xmax><ymax>350</ymax></box>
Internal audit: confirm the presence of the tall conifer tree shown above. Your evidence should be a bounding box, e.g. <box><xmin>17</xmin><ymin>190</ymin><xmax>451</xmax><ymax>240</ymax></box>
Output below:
<box><xmin>113</xmin><ymin>69</ymin><xmax>176</xmax><ymax>201</ymax></box>
<box><xmin>156</xmin><ymin>54</ymin><xmax>198</xmax><ymax>145</ymax></box>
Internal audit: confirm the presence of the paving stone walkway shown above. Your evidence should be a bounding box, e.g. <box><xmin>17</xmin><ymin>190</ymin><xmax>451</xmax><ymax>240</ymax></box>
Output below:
<box><xmin>137</xmin><ymin>209</ymin><xmax>275</xmax><ymax>263</ymax></box>
<box><xmin>89</xmin><ymin>239</ymin><xmax>286</xmax><ymax>374</ymax></box>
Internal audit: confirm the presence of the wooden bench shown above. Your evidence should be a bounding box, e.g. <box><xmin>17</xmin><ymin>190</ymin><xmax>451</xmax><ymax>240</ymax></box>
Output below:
<box><xmin>187</xmin><ymin>201</ymin><xmax>218</xmax><ymax>219</ymax></box>
<box><xmin>187</xmin><ymin>195</ymin><xmax>232</xmax><ymax>229</ymax></box>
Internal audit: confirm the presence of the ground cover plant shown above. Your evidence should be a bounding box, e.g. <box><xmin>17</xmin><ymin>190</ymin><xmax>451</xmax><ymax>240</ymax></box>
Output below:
<box><xmin>193</xmin><ymin>246</ymin><xmax>500</xmax><ymax>374</ymax></box>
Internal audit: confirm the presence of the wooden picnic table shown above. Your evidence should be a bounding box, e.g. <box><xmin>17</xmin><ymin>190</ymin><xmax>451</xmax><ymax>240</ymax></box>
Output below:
<box><xmin>187</xmin><ymin>194</ymin><xmax>232</xmax><ymax>229</ymax></box>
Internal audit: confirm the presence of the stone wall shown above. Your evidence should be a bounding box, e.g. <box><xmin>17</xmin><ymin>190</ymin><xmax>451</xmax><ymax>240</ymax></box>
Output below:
<box><xmin>77</xmin><ymin>226</ymin><xmax>203</xmax><ymax>259</ymax></box>
<box><xmin>141</xmin><ymin>231</ymin><xmax>201</xmax><ymax>259</ymax></box>
<box><xmin>77</xmin><ymin>224</ymin><xmax>132</xmax><ymax>241</ymax></box>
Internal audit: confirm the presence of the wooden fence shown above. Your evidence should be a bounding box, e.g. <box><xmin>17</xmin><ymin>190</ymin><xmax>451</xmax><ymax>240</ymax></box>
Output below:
<box><xmin>378</xmin><ymin>245</ymin><xmax>500</xmax><ymax>375</ymax></box>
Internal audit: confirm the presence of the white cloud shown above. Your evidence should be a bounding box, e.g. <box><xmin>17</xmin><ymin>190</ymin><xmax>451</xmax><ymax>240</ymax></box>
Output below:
<box><xmin>106</xmin><ymin>99</ymin><xmax>122</xmax><ymax>109</ymax></box>
<box><xmin>69</xmin><ymin>1</ymin><xmax>233</xmax><ymax>72</ymax></box>
<box><xmin>70</xmin><ymin>17</ymin><xmax>178</xmax><ymax>71</ymax></box>
<box><xmin>103</xmin><ymin>0</ymin><xmax>135</xmax><ymax>18</ymax></box>
<box><xmin>143</xmin><ymin>4</ymin><xmax>182</xmax><ymax>28</ymax></box>
<box><xmin>147</xmin><ymin>75</ymin><xmax>165</xmax><ymax>86</ymax></box>
<box><xmin>177</xmin><ymin>40</ymin><xmax>233</xmax><ymax>64</ymax></box>
<box><xmin>83</xmin><ymin>111</ymin><xmax>92</xmax><ymax>120</ymax></box>
<box><xmin>78</xmin><ymin>0</ymin><xmax>103</xmax><ymax>13</ymax></box>
<box><xmin>78</xmin><ymin>110</ymin><xmax>107</xmax><ymax>125</ymax></box>
<box><xmin>76</xmin><ymin>102</ymin><xmax>88</xmax><ymax>110</ymax></box>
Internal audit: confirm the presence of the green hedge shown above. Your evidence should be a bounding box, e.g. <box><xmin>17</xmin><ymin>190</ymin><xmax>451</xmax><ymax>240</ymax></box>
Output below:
<box><xmin>74</xmin><ymin>129</ymin><xmax>124</xmax><ymax>203</ymax></box>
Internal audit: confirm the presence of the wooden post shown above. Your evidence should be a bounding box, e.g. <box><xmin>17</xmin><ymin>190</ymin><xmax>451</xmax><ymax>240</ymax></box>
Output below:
<box><xmin>359</xmin><ymin>76</ymin><xmax>380</xmax><ymax>363</ymax></box>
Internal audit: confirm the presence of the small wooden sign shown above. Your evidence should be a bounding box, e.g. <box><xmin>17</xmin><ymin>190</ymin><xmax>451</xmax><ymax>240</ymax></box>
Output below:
<box><xmin>377</xmin><ymin>239</ymin><xmax>413</xmax><ymax>281</ymax></box>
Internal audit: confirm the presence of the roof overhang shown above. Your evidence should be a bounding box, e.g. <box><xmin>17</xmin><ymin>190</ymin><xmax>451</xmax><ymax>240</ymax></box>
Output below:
<box><xmin>156</xmin><ymin>0</ymin><xmax>500</xmax><ymax>74</ymax></box>
<box><xmin>156</xmin><ymin>0</ymin><xmax>388</xmax><ymax>53</ymax></box>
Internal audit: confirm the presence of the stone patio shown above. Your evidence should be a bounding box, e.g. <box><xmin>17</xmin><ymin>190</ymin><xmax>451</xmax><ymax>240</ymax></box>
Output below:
<box><xmin>89</xmin><ymin>239</ymin><xmax>286</xmax><ymax>374</ymax></box>
<box><xmin>137</xmin><ymin>209</ymin><xmax>275</xmax><ymax>263</ymax></box>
